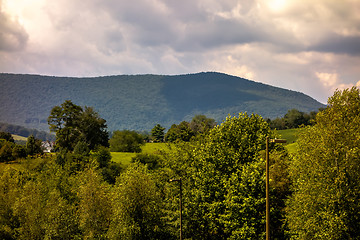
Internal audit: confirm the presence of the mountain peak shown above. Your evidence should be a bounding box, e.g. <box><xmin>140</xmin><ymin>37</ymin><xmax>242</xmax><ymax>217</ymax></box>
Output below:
<box><xmin>0</xmin><ymin>72</ymin><xmax>325</xmax><ymax>132</ymax></box>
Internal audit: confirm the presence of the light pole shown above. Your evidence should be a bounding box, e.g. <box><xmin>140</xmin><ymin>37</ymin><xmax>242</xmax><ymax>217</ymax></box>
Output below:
<box><xmin>169</xmin><ymin>178</ymin><xmax>182</xmax><ymax>240</ymax></box>
<box><xmin>266</xmin><ymin>137</ymin><xmax>286</xmax><ymax>240</ymax></box>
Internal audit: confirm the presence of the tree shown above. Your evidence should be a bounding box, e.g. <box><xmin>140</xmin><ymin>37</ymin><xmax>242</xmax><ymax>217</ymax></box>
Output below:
<box><xmin>109</xmin><ymin>130</ymin><xmax>144</xmax><ymax>153</ymax></box>
<box><xmin>161</xmin><ymin>113</ymin><xmax>286</xmax><ymax>239</ymax></box>
<box><xmin>78</xmin><ymin>169</ymin><xmax>112</xmax><ymax>239</ymax></box>
<box><xmin>283</xmin><ymin>109</ymin><xmax>309</xmax><ymax>129</ymax></box>
<box><xmin>151</xmin><ymin>124</ymin><xmax>165</xmax><ymax>142</ymax></box>
<box><xmin>26</xmin><ymin>134</ymin><xmax>42</xmax><ymax>156</ymax></box>
<box><xmin>0</xmin><ymin>141</ymin><xmax>14</xmax><ymax>162</ymax></box>
<box><xmin>12</xmin><ymin>145</ymin><xmax>27</xmax><ymax>159</ymax></box>
<box><xmin>131</xmin><ymin>153</ymin><xmax>161</xmax><ymax>170</ymax></box>
<box><xmin>0</xmin><ymin>132</ymin><xmax>14</xmax><ymax>143</ymax></box>
<box><xmin>165</xmin><ymin>121</ymin><xmax>194</xmax><ymax>142</ymax></box>
<box><xmin>79</xmin><ymin>106</ymin><xmax>109</xmax><ymax>150</ymax></box>
<box><xmin>93</xmin><ymin>146</ymin><xmax>112</xmax><ymax>168</ymax></box>
<box><xmin>287</xmin><ymin>87</ymin><xmax>360</xmax><ymax>239</ymax></box>
<box><xmin>48</xmin><ymin>100</ymin><xmax>109</xmax><ymax>152</ymax></box>
<box><xmin>108</xmin><ymin>164</ymin><xmax>168</xmax><ymax>239</ymax></box>
<box><xmin>189</xmin><ymin>114</ymin><xmax>216</xmax><ymax>134</ymax></box>
<box><xmin>164</xmin><ymin>124</ymin><xmax>179</xmax><ymax>142</ymax></box>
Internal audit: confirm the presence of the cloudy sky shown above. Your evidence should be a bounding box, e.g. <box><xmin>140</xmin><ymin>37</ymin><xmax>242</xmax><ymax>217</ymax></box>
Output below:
<box><xmin>1</xmin><ymin>0</ymin><xmax>360</xmax><ymax>103</ymax></box>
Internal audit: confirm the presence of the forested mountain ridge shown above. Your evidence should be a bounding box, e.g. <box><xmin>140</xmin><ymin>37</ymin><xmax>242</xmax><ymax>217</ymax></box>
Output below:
<box><xmin>0</xmin><ymin>72</ymin><xmax>325</xmax><ymax>132</ymax></box>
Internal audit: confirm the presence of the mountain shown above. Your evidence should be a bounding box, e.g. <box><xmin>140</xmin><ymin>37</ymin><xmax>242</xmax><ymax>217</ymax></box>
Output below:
<box><xmin>0</xmin><ymin>72</ymin><xmax>325</xmax><ymax>132</ymax></box>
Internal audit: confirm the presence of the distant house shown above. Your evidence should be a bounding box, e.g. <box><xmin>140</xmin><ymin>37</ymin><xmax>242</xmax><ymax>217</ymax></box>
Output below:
<box><xmin>41</xmin><ymin>141</ymin><xmax>55</xmax><ymax>153</ymax></box>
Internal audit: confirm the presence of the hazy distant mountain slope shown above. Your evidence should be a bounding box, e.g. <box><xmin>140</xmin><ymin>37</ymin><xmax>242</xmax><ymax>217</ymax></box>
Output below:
<box><xmin>0</xmin><ymin>72</ymin><xmax>325</xmax><ymax>132</ymax></box>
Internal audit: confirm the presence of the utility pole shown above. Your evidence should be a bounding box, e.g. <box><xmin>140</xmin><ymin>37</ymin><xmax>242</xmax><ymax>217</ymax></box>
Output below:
<box><xmin>266</xmin><ymin>137</ymin><xmax>286</xmax><ymax>240</ymax></box>
<box><xmin>169</xmin><ymin>178</ymin><xmax>182</xmax><ymax>240</ymax></box>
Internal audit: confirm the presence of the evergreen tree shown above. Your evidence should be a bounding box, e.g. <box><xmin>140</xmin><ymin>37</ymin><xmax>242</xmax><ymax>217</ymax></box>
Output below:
<box><xmin>151</xmin><ymin>124</ymin><xmax>165</xmax><ymax>142</ymax></box>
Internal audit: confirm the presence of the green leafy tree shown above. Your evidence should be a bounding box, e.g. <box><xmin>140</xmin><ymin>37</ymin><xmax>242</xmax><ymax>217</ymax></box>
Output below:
<box><xmin>164</xmin><ymin>124</ymin><xmax>179</xmax><ymax>142</ymax></box>
<box><xmin>79</xmin><ymin>106</ymin><xmax>109</xmax><ymax>150</ymax></box>
<box><xmin>189</xmin><ymin>114</ymin><xmax>216</xmax><ymax>134</ymax></box>
<box><xmin>287</xmin><ymin>87</ymin><xmax>360</xmax><ymax>239</ymax></box>
<box><xmin>283</xmin><ymin>109</ymin><xmax>309</xmax><ymax>129</ymax></box>
<box><xmin>108</xmin><ymin>164</ymin><xmax>168</xmax><ymax>239</ymax></box>
<box><xmin>48</xmin><ymin>100</ymin><xmax>109</xmax><ymax>152</ymax></box>
<box><xmin>48</xmin><ymin>101</ymin><xmax>82</xmax><ymax>151</ymax></box>
<box><xmin>26</xmin><ymin>134</ymin><xmax>42</xmax><ymax>156</ymax></box>
<box><xmin>165</xmin><ymin>121</ymin><xmax>194</xmax><ymax>142</ymax></box>
<box><xmin>93</xmin><ymin>146</ymin><xmax>112</xmax><ymax>168</ymax></box>
<box><xmin>161</xmin><ymin>113</ymin><xmax>287</xmax><ymax>239</ymax></box>
<box><xmin>0</xmin><ymin>131</ymin><xmax>14</xmax><ymax>143</ymax></box>
<box><xmin>151</xmin><ymin>124</ymin><xmax>165</xmax><ymax>142</ymax></box>
<box><xmin>269</xmin><ymin>117</ymin><xmax>286</xmax><ymax>130</ymax></box>
<box><xmin>0</xmin><ymin>141</ymin><xmax>14</xmax><ymax>162</ymax></box>
<box><xmin>185</xmin><ymin>113</ymin><xmax>273</xmax><ymax>239</ymax></box>
<box><xmin>109</xmin><ymin>130</ymin><xmax>144</xmax><ymax>153</ymax></box>
<box><xmin>13</xmin><ymin>180</ymin><xmax>45</xmax><ymax>239</ymax></box>
<box><xmin>131</xmin><ymin>153</ymin><xmax>161</xmax><ymax>170</ymax></box>
<box><xmin>0</xmin><ymin>169</ymin><xmax>24</xmax><ymax>239</ymax></box>
<box><xmin>12</xmin><ymin>144</ymin><xmax>27</xmax><ymax>159</ymax></box>
<box><xmin>78</xmin><ymin>169</ymin><xmax>112</xmax><ymax>239</ymax></box>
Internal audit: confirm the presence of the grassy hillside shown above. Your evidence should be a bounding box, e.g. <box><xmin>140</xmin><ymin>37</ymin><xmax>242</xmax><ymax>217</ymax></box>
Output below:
<box><xmin>277</xmin><ymin>128</ymin><xmax>299</xmax><ymax>144</ymax></box>
<box><xmin>0</xmin><ymin>72</ymin><xmax>325</xmax><ymax>132</ymax></box>
<box><xmin>277</xmin><ymin>128</ymin><xmax>300</xmax><ymax>154</ymax></box>
<box><xmin>0</xmin><ymin>122</ymin><xmax>55</xmax><ymax>141</ymax></box>
<box><xmin>111</xmin><ymin>142</ymin><xmax>169</xmax><ymax>166</ymax></box>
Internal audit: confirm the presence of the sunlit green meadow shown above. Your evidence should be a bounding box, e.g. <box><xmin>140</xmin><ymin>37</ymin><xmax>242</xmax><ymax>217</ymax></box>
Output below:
<box><xmin>111</xmin><ymin>142</ymin><xmax>170</xmax><ymax>165</ymax></box>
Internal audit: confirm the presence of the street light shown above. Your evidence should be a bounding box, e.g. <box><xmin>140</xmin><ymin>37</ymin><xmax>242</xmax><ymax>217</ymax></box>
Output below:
<box><xmin>266</xmin><ymin>137</ymin><xmax>286</xmax><ymax>240</ymax></box>
<box><xmin>169</xmin><ymin>178</ymin><xmax>182</xmax><ymax>240</ymax></box>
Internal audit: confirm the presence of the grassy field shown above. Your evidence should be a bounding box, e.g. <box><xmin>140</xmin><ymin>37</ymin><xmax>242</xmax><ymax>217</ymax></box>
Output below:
<box><xmin>276</xmin><ymin>128</ymin><xmax>300</xmax><ymax>154</ymax></box>
<box><xmin>111</xmin><ymin>142</ymin><xmax>170</xmax><ymax>166</ymax></box>
<box><xmin>12</xmin><ymin>134</ymin><xmax>27</xmax><ymax>141</ymax></box>
<box><xmin>277</xmin><ymin>128</ymin><xmax>299</xmax><ymax>144</ymax></box>
<box><xmin>4</xmin><ymin>131</ymin><xmax>300</xmax><ymax>169</ymax></box>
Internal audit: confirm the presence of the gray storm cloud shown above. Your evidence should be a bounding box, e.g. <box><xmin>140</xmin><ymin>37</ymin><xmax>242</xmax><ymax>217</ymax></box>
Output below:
<box><xmin>1</xmin><ymin>0</ymin><xmax>360</xmax><ymax>103</ymax></box>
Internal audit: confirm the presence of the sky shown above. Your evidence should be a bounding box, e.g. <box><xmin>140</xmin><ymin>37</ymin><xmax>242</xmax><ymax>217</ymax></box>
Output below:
<box><xmin>1</xmin><ymin>0</ymin><xmax>360</xmax><ymax>104</ymax></box>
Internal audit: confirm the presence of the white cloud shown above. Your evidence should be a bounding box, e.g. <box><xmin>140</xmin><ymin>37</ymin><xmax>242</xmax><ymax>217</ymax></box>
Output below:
<box><xmin>316</xmin><ymin>72</ymin><xmax>356</xmax><ymax>93</ymax></box>
<box><xmin>316</xmin><ymin>72</ymin><xmax>339</xmax><ymax>88</ymax></box>
<box><xmin>356</xmin><ymin>81</ymin><xmax>360</xmax><ymax>88</ymax></box>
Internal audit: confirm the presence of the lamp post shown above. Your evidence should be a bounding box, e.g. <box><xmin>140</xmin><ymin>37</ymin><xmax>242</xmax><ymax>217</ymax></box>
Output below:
<box><xmin>266</xmin><ymin>137</ymin><xmax>286</xmax><ymax>240</ymax></box>
<box><xmin>169</xmin><ymin>178</ymin><xmax>182</xmax><ymax>240</ymax></box>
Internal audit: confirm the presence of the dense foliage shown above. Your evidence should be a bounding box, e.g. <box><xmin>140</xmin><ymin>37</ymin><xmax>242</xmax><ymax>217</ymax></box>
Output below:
<box><xmin>267</xmin><ymin>108</ymin><xmax>321</xmax><ymax>130</ymax></box>
<box><xmin>109</xmin><ymin>130</ymin><xmax>145</xmax><ymax>153</ymax></box>
<box><xmin>160</xmin><ymin>113</ymin><xmax>290</xmax><ymax>239</ymax></box>
<box><xmin>287</xmin><ymin>87</ymin><xmax>360</xmax><ymax>239</ymax></box>
<box><xmin>2</xmin><ymin>87</ymin><xmax>360</xmax><ymax>240</ymax></box>
<box><xmin>0</xmin><ymin>133</ymin><xmax>41</xmax><ymax>162</ymax></box>
<box><xmin>1</xmin><ymin>111</ymin><xmax>290</xmax><ymax>240</ymax></box>
<box><xmin>164</xmin><ymin>115</ymin><xmax>216</xmax><ymax>142</ymax></box>
<box><xmin>48</xmin><ymin>100</ymin><xmax>109</xmax><ymax>151</ymax></box>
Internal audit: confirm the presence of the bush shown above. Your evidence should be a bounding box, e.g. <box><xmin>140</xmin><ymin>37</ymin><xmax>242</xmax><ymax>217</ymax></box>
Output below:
<box><xmin>131</xmin><ymin>153</ymin><xmax>161</xmax><ymax>170</ymax></box>
<box><xmin>109</xmin><ymin>130</ymin><xmax>144</xmax><ymax>153</ymax></box>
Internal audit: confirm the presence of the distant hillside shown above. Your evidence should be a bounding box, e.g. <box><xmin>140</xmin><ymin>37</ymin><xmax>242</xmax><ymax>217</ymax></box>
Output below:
<box><xmin>0</xmin><ymin>122</ymin><xmax>55</xmax><ymax>141</ymax></box>
<box><xmin>0</xmin><ymin>72</ymin><xmax>325</xmax><ymax>132</ymax></box>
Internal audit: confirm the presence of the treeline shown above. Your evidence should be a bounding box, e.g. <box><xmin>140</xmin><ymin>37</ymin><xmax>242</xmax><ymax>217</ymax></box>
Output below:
<box><xmin>0</xmin><ymin>122</ymin><xmax>55</xmax><ymax>141</ymax></box>
<box><xmin>0</xmin><ymin>132</ymin><xmax>43</xmax><ymax>162</ymax></box>
<box><xmin>1</xmin><ymin>88</ymin><xmax>360</xmax><ymax>239</ymax></box>
<box><xmin>110</xmin><ymin>109</ymin><xmax>324</xmax><ymax>152</ymax></box>
<box><xmin>266</xmin><ymin>108</ymin><xmax>324</xmax><ymax>130</ymax></box>
<box><xmin>106</xmin><ymin>115</ymin><xmax>216</xmax><ymax>153</ymax></box>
